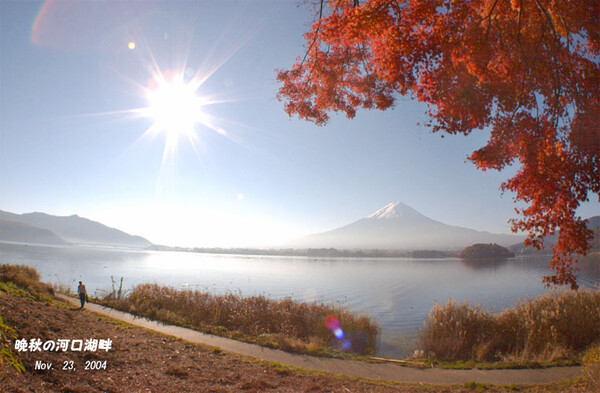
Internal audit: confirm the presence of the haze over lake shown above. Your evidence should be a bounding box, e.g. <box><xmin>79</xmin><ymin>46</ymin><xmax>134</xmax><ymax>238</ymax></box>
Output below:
<box><xmin>2</xmin><ymin>242</ymin><xmax>598</xmax><ymax>358</ymax></box>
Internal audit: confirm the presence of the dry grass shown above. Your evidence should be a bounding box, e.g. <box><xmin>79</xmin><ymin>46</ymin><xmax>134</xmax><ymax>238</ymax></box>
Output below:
<box><xmin>0</xmin><ymin>264</ymin><xmax>49</xmax><ymax>375</ymax></box>
<box><xmin>0</xmin><ymin>264</ymin><xmax>54</xmax><ymax>301</ymax></box>
<box><xmin>104</xmin><ymin>283</ymin><xmax>379</xmax><ymax>355</ymax></box>
<box><xmin>418</xmin><ymin>300</ymin><xmax>495</xmax><ymax>361</ymax></box>
<box><xmin>420</xmin><ymin>289</ymin><xmax>600</xmax><ymax>362</ymax></box>
<box><xmin>582</xmin><ymin>343</ymin><xmax>600</xmax><ymax>391</ymax></box>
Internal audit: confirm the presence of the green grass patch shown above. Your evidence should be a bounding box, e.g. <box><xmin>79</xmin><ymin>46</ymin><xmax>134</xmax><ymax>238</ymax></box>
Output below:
<box><xmin>102</xmin><ymin>283</ymin><xmax>379</xmax><ymax>356</ymax></box>
<box><xmin>425</xmin><ymin>358</ymin><xmax>580</xmax><ymax>370</ymax></box>
<box><xmin>464</xmin><ymin>381</ymin><xmax>490</xmax><ymax>391</ymax></box>
<box><xmin>0</xmin><ymin>281</ymin><xmax>37</xmax><ymax>301</ymax></box>
<box><xmin>0</xmin><ymin>264</ymin><xmax>54</xmax><ymax>302</ymax></box>
<box><xmin>582</xmin><ymin>343</ymin><xmax>600</xmax><ymax>391</ymax></box>
<box><xmin>0</xmin><ymin>315</ymin><xmax>24</xmax><ymax>375</ymax></box>
<box><xmin>95</xmin><ymin>314</ymin><xmax>135</xmax><ymax>328</ymax></box>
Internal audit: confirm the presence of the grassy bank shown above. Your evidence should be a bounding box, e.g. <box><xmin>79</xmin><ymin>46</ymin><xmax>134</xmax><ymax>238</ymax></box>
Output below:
<box><xmin>420</xmin><ymin>290</ymin><xmax>600</xmax><ymax>365</ymax></box>
<box><xmin>0</xmin><ymin>264</ymin><xmax>55</xmax><ymax>376</ymax></box>
<box><xmin>0</xmin><ymin>264</ymin><xmax>405</xmax><ymax>392</ymax></box>
<box><xmin>0</xmin><ymin>264</ymin><xmax>54</xmax><ymax>301</ymax></box>
<box><xmin>103</xmin><ymin>283</ymin><xmax>379</xmax><ymax>356</ymax></box>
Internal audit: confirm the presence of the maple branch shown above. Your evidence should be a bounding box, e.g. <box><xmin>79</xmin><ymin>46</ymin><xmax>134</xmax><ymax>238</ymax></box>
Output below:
<box><xmin>300</xmin><ymin>0</ymin><xmax>326</xmax><ymax>67</ymax></box>
<box><xmin>482</xmin><ymin>0</ymin><xmax>500</xmax><ymax>42</ymax></box>
<box><xmin>534</xmin><ymin>0</ymin><xmax>567</xmax><ymax>129</ymax></box>
<box><xmin>359</xmin><ymin>44</ymin><xmax>373</xmax><ymax>75</ymax></box>
<box><xmin>513</xmin><ymin>6</ymin><xmax>534</xmax><ymax>119</ymax></box>
<box><xmin>516</xmin><ymin>1</ymin><xmax>525</xmax><ymax>59</ymax></box>
<box><xmin>534</xmin><ymin>0</ymin><xmax>561</xmax><ymax>42</ymax></box>
<box><xmin>493</xmin><ymin>15</ymin><xmax>504</xmax><ymax>48</ymax></box>
<box><xmin>555</xmin><ymin>11</ymin><xmax>583</xmax><ymax>110</ymax></box>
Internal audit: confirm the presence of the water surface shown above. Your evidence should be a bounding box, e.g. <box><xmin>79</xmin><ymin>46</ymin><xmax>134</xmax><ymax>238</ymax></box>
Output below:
<box><xmin>1</xmin><ymin>242</ymin><xmax>598</xmax><ymax>357</ymax></box>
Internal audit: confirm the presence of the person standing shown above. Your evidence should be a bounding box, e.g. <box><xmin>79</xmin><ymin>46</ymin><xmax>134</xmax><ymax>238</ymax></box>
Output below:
<box><xmin>77</xmin><ymin>281</ymin><xmax>88</xmax><ymax>308</ymax></box>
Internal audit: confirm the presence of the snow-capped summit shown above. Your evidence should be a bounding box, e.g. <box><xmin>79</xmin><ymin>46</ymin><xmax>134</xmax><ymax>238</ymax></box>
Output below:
<box><xmin>367</xmin><ymin>202</ymin><xmax>423</xmax><ymax>220</ymax></box>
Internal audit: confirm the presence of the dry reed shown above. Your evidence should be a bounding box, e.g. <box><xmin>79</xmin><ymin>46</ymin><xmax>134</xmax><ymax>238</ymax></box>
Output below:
<box><xmin>105</xmin><ymin>283</ymin><xmax>379</xmax><ymax>355</ymax></box>
<box><xmin>420</xmin><ymin>289</ymin><xmax>600</xmax><ymax>362</ymax></box>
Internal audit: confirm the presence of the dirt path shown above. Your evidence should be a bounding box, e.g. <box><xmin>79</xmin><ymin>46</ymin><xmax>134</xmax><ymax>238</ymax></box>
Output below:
<box><xmin>57</xmin><ymin>295</ymin><xmax>581</xmax><ymax>385</ymax></box>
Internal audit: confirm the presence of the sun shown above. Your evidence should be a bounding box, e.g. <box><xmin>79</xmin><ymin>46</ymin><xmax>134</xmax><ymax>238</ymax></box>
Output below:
<box><xmin>144</xmin><ymin>72</ymin><xmax>206</xmax><ymax>154</ymax></box>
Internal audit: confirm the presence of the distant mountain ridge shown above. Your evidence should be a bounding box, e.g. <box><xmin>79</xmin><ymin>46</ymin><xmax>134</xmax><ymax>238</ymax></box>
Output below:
<box><xmin>0</xmin><ymin>210</ymin><xmax>151</xmax><ymax>248</ymax></box>
<box><xmin>0</xmin><ymin>219</ymin><xmax>69</xmax><ymax>245</ymax></box>
<box><xmin>297</xmin><ymin>202</ymin><xmax>525</xmax><ymax>250</ymax></box>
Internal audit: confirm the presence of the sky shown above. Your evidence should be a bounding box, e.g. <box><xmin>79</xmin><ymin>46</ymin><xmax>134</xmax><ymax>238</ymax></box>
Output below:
<box><xmin>1</xmin><ymin>0</ymin><xmax>598</xmax><ymax>248</ymax></box>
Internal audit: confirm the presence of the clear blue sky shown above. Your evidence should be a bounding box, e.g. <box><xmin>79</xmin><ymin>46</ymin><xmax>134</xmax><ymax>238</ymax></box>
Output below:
<box><xmin>1</xmin><ymin>0</ymin><xmax>597</xmax><ymax>247</ymax></box>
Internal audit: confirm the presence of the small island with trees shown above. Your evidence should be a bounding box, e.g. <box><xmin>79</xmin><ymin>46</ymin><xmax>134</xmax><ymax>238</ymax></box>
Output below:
<box><xmin>458</xmin><ymin>243</ymin><xmax>515</xmax><ymax>259</ymax></box>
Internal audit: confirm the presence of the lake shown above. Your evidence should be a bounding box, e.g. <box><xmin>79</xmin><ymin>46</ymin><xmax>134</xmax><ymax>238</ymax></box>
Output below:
<box><xmin>1</xmin><ymin>242</ymin><xmax>598</xmax><ymax>358</ymax></box>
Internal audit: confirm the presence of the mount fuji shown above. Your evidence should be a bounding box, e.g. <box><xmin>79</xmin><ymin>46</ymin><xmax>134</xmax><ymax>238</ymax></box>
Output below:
<box><xmin>297</xmin><ymin>202</ymin><xmax>524</xmax><ymax>250</ymax></box>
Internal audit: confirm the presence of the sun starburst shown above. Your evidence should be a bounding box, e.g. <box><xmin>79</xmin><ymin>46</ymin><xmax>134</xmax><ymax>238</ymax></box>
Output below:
<box><xmin>142</xmin><ymin>70</ymin><xmax>207</xmax><ymax>156</ymax></box>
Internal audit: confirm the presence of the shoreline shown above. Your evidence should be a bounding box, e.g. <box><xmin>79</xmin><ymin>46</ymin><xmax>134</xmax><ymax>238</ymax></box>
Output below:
<box><xmin>1</xmin><ymin>265</ymin><xmax>597</xmax><ymax>392</ymax></box>
<box><xmin>61</xmin><ymin>294</ymin><xmax>584</xmax><ymax>385</ymax></box>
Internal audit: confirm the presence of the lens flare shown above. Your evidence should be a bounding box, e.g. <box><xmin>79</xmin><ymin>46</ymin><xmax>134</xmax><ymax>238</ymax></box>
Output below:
<box><xmin>333</xmin><ymin>327</ymin><xmax>344</xmax><ymax>340</ymax></box>
<box><xmin>325</xmin><ymin>315</ymin><xmax>345</xmax><ymax>339</ymax></box>
<box><xmin>324</xmin><ymin>314</ymin><xmax>352</xmax><ymax>351</ymax></box>
<box><xmin>325</xmin><ymin>315</ymin><xmax>340</xmax><ymax>330</ymax></box>
<box><xmin>341</xmin><ymin>340</ymin><xmax>352</xmax><ymax>351</ymax></box>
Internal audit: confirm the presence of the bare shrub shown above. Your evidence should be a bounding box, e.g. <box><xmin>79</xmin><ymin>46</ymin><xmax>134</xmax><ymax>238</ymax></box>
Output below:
<box><xmin>105</xmin><ymin>283</ymin><xmax>379</xmax><ymax>355</ymax></box>
<box><xmin>420</xmin><ymin>290</ymin><xmax>600</xmax><ymax>362</ymax></box>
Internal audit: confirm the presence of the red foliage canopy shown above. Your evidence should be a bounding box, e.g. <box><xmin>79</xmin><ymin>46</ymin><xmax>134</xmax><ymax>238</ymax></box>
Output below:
<box><xmin>277</xmin><ymin>0</ymin><xmax>600</xmax><ymax>288</ymax></box>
